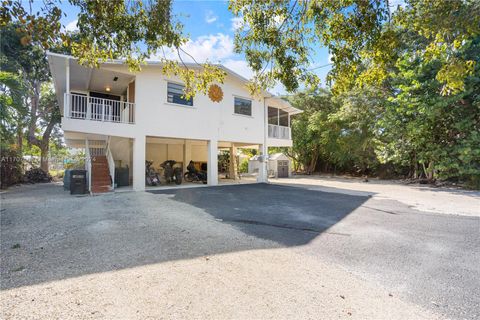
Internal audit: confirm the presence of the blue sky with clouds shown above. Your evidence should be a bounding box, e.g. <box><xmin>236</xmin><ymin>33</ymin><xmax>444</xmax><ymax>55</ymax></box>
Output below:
<box><xmin>56</xmin><ymin>1</ymin><xmax>332</xmax><ymax>94</ymax></box>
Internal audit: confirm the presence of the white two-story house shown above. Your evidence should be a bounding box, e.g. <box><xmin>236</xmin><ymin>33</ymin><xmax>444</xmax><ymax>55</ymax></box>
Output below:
<box><xmin>47</xmin><ymin>52</ymin><xmax>301</xmax><ymax>193</ymax></box>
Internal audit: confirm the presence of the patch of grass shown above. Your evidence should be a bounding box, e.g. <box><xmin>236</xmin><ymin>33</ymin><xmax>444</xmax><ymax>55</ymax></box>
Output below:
<box><xmin>11</xmin><ymin>266</ymin><xmax>25</xmax><ymax>272</ymax></box>
<box><xmin>49</xmin><ymin>169</ymin><xmax>65</xmax><ymax>178</ymax></box>
<box><xmin>11</xmin><ymin>243</ymin><xmax>20</xmax><ymax>249</ymax></box>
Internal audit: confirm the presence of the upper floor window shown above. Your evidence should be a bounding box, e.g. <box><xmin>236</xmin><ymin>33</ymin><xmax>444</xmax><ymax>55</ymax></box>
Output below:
<box><xmin>268</xmin><ymin>107</ymin><xmax>278</xmax><ymax>125</ymax></box>
<box><xmin>279</xmin><ymin>109</ymin><xmax>289</xmax><ymax>126</ymax></box>
<box><xmin>167</xmin><ymin>82</ymin><xmax>193</xmax><ymax>106</ymax></box>
<box><xmin>234</xmin><ymin>97</ymin><xmax>252</xmax><ymax>116</ymax></box>
<box><xmin>268</xmin><ymin>106</ymin><xmax>290</xmax><ymax>127</ymax></box>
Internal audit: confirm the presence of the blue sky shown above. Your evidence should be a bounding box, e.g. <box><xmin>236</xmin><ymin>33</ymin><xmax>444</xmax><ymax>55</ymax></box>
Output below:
<box><xmin>54</xmin><ymin>1</ymin><xmax>332</xmax><ymax>94</ymax></box>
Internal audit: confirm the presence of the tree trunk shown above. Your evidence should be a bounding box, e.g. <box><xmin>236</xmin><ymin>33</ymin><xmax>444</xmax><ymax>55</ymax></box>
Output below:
<box><xmin>28</xmin><ymin>81</ymin><xmax>41</xmax><ymax>144</ymax></box>
<box><xmin>427</xmin><ymin>161</ymin><xmax>435</xmax><ymax>180</ymax></box>
<box><xmin>16</xmin><ymin>126</ymin><xmax>23</xmax><ymax>155</ymax></box>
<box><xmin>284</xmin><ymin>149</ymin><xmax>299</xmax><ymax>172</ymax></box>
<box><xmin>308</xmin><ymin>149</ymin><xmax>319</xmax><ymax>174</ymax></box>
<box><xmin>413</xmin><ymin>152</ymin><xmax>417</xmax><ymax>179</ymax></box>
<box><xmin>27</xmin><ymin>80</ymin><xmax>58</xmax><ymax>172</ymax></box>
<box><xmin>40</xmin><ymin>143</ymin><xmax>49</xmax><ymax>172</ymax></box>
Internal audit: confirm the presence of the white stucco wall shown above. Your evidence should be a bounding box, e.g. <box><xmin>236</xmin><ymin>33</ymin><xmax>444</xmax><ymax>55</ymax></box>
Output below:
<box><xmin>133</xmin><ymin>68</ymin><xmax>265</xmax><ymax>144</ymax></box>
<box><xmin>109</xmin><ymin>136</ymin><xmax>133</xmax><ymax>177</ymax></box>
<box><xmin>55</xmin><ymin>58</ymin><xmax>297</xmax><ymax>189</ymax></box>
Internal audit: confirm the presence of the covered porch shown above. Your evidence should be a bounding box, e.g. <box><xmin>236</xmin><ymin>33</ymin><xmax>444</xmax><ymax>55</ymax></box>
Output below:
<box><xmin>48</xmin><ymin>52</ymin><xmax>136</xmax><ymax>126</ymax></box>
<box><xmin>265</xmin><ymin>96</ymin><xmax>302</xmax><ymax>147</ymax></box>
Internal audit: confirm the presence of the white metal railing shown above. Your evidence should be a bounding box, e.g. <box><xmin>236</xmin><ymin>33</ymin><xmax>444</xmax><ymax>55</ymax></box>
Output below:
<box><xmin>105</xmin><ymin>137</ymin><xmax>115</xmax><ymax>189</ymax></box>
<box><xmin>268</xmin><ymin>124</ymin><xmax>291</xmax><ymax>139</ymax></box>
<box><xmin>89</xmin><ymin>147</ymin><xmax>105</xmax><ymax>157</ymax></box>
<box><xmin>65</xmin><ymin>93</ymin><xmax>135</xmax><ymax>124</ymax></box>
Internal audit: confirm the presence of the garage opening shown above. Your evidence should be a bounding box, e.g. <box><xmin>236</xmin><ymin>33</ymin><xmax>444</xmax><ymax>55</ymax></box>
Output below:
<box><xmin>218</xmin><ymin>141</ymin><xmax>260</xmax><ymax>185</ymax></box>
<box><xmin>145</xmin><ymin>137</ymin><xmax>208</xmax><ymax>188</ymax></box>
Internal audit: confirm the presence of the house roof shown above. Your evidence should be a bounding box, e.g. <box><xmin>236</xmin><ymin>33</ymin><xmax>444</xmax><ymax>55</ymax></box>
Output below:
<box><xmin>46</xmin><ymin>51</ymin><xmax>302</xmax><ymax>115</ymax></box>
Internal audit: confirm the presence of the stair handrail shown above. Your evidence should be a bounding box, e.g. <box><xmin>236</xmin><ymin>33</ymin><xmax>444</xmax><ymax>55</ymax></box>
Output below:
<box><xmin>105</xmin><ymin>137</ymin><xmax>115</xmax><ymax>189</ymax></box>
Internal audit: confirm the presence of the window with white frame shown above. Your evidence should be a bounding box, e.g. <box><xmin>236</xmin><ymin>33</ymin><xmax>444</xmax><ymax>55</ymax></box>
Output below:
<box><xmin>268</xmin><ymin>107</ymin><xmax>278</xmax><ymax>125</ymax></box>
<box><xmin>234</xmin><ymin>97</ymin><xmax>252</xmax><ymax>116</ymax></box>
<box><xmin>268</xmin><ymin>106</ymin><xmax>290</xmax><ymax>127</ymax></box>
<box><xmin>167</xmin><ymin>82</ymin><xmax>193</xmax><ymax>106</ymax></box>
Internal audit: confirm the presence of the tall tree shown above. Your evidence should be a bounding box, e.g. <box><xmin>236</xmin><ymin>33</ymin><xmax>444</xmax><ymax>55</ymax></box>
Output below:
<box><xmin>288</xmin><ymin>88</ymin><xmax>384</xmax><ymax>176</ymax></box>
<box><xmin>0</xmin><ymin>71</ymin><xmax>26</xmax><ymax>149</ymax></box>
<box><xmin>230</xmin><ymin>0</ymin><xmax>479</xmax><ymax>95</ymax></box>
<box><xmin>288</xmin><ymin>90</ymin><xmax>337</xmax><ymax>173</ymax></box>
<box><xmin>1</xmin><ymin>24</ymin><xmax>60</xmax><ymax>171</ymax></box>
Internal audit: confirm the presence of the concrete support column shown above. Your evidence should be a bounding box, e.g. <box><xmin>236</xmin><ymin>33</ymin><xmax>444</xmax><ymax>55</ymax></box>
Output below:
<box><xmin>257</xmin><ymin>144</ymin><xmax>268</xmax><ymax>183</ymax></box>
<box><xmin>65</xmin><ymin>59</ymin><xmax>70</xmax><ymax>117</ymax></box>
<box><xmin>132</xmin><ymin>135</ymin><xmax>146</xmax><ymax>191</ymax></box>
<box><xmin>207</xmin><ymin>139</ymin><xmax>218</xmax><ymax>186</ymax></box>
<box><xmin>229</xmin><ymin>144</ymin><xmax>238</xmax><ymax>180</ymax></box>
<box><xmin>183</xmin><ymin>140</ymin><xmax>192</xmax><ymax>173</ymax></box>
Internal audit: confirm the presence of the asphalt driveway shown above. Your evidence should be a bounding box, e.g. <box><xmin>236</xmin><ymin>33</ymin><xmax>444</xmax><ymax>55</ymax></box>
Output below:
<box><xmin>152</xmin><ymin>184</ymin><xmax>480</xmax><ymax>320</ymax></box>
<box><xmin>1</xmin><ymin>182</ymin><xmax>479</xmax><ymax>319</ymax></box>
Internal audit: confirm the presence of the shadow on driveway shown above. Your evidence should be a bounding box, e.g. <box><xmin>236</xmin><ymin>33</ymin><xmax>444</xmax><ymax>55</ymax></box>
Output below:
<box><xmin>1</xmin><ymin>183</ymin><xmax>369</xmax><ymax>290</ymax></box>
<box><xmin>149</xmin><ymin>184</ymin><xmax>371</xmax><ymax>246</ymax></box>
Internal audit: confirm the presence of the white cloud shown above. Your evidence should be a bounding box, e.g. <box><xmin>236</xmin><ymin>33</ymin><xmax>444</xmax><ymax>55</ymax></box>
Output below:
<box><xmin>156</xmin><ymin>33</ymin><xmax>234</xmax><ymax>63</ymax></box>
<box><xmin>205</xmin><ymin>10</ymin><xmax>218</xmax><ymax>24</ymax></box>
<box><xmin>182</xmin><ymin>33</ymin><xmax>234</xmax><ymax>62</ymax></box>
<box><xmin>388</xmin><ymin>0</ymin><xmax>405</xmax><ymax>13</ymax></box>
<box><xmin>65</xmin><ymin>19</ymin><xmax>78</xmax><ymax>32</ymax></box>
<box><xmin>151</xmin><ymin>33</ymin><xmax>287</xmax><ymax>95</ymax></box>
<box><xmin>230</xmin><ymin>17</ymin><xmax>244</xmax><ymax>31</ymax></box>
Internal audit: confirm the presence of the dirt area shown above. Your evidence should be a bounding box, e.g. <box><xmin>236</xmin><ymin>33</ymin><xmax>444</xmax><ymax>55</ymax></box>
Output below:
<box><xmin>271</xmin><ymin>175</ymin><xmax>480</xmax><ymax>217</ymax></box>
<box><xmin>2</xmin><ymin>248</ymin><xmax>435</xmax><ymax>320</ymax></box>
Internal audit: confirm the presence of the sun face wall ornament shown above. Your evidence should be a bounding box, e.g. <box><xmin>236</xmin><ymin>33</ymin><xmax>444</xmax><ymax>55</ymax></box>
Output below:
<box><xmin>208</xmin><ymin>84</ymin><xmax>223</xmax><ymax>103</ymax></box>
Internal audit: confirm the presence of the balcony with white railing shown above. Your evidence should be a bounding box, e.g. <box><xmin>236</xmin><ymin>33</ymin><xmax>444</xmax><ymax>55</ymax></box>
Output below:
<box><xmin>64</xmin><ymin>93</ymin><xmax>135</xmax><ymax>124</ymax></box>
<box><xmin>268</xmin><ymin>124</ymin><xmax>291</xmax><ymax>140</ymax></box>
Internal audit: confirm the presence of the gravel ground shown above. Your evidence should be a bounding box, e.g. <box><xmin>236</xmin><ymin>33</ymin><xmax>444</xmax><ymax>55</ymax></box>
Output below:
<box><xmin>1</xmin><ymin>180</ymin><xmax>478</xmax><ymax>319</ymax></box>
<box><xmin>2</xmin><ymin>248</ymin><xmax>433</xmax><ymax>320</ymax></box>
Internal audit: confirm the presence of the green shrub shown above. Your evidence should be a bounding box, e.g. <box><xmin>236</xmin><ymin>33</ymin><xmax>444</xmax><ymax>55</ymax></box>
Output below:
<box><xmin>239</xmin><ymin>159</ymin><xmax>249</xmax><ymax>173</ymax></box>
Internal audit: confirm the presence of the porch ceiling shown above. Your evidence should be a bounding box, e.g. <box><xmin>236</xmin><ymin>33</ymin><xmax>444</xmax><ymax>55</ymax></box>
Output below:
<box><xmin>47</xmin><ymin>52</ymin><xmax>135</xmax><ymax>113</ymax></box>
<box><xmin>265</xmin><ymin>96</ymin><xmax>302</xmax><ymax>115</ymax></box>
<box><xmin>87</xmin><ymin>68</ymin><xmax>134</xmax><ymax>96</ymax></box>
<box><xmin>64</xmin><ymin>131</ymin><xmax>108</xmax><ymax>148</ymax></box>
<box><xmin>146</xmin><ymin>137</ymin><xmax>207</xmax><ymax>145</ymax></box>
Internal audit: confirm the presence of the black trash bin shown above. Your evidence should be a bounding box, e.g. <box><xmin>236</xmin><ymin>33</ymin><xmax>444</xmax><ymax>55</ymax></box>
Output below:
<box><xmin>115</xmin><ymin>166</ymin><xmax>129</xmax><ymax>187</ymax></box>
<box><xmin>63</xmin><ymin>169</ymin><xmax>72</xmax><ymax>191</ymax></box>
<box><xmin>70</xmin><ymin>170</ymin><xmax>87</xmax><ymax>195</ymax></box>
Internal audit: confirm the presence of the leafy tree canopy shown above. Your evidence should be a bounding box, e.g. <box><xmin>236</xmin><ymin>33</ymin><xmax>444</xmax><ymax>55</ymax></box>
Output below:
<box><xmin>230</xmin><ymin>0</ymin><xmax>479</xmax><ymax>95</ymax></box>
<box><xmin>1</xmin><ymin>0</ymin><xmax>225</xmax><ymax>97</ymax></box>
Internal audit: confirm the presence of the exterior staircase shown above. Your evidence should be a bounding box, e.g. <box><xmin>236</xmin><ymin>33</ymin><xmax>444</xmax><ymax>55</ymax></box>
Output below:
<box><xmin>91</xmin><ymin>155</ymin><xmax>112</xmax><ymax>193</ymax></box>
